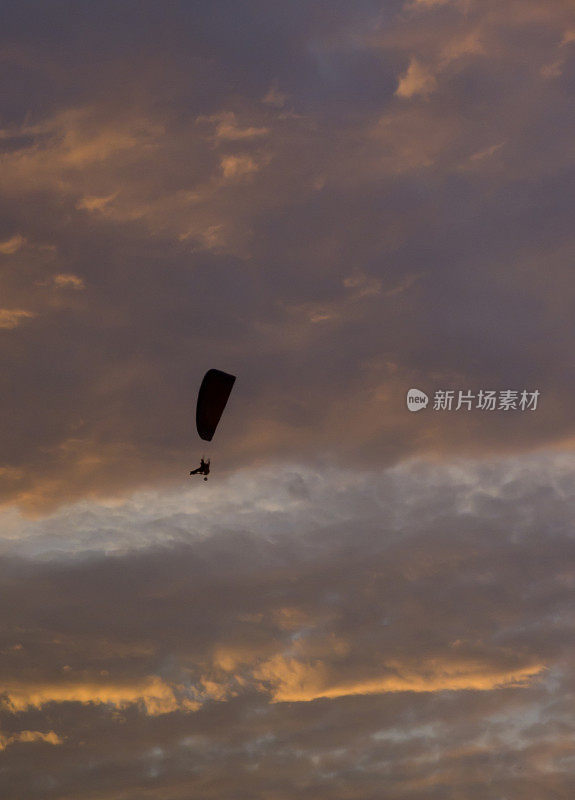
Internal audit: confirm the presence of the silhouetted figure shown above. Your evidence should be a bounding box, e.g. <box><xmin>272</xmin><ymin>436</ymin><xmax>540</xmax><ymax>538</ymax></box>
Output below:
<box><xmin>190</xmin><ymin>458</ymin><xmax>210</xmax><ymax>480</ymax></box>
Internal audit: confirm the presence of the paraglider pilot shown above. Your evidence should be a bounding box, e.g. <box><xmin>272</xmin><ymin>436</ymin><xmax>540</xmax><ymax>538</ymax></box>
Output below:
<box><xmin>190</xmin><ymin>458</ymin><xmax>210</xmax><ymax>480</ymax></box>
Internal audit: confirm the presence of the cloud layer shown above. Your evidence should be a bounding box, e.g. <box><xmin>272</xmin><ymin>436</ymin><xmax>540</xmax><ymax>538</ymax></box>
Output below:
<box><xmin>1</xmin><ymin>2</ymin><xmax>575</xmax><ymax>797</ymax></box>
<box><xmin>0</xmin><ymin>454</ymin><xmax>573</xmax><ymax>797</ymax></box>
<box><xmin>1</xmin><ymin>0</ymin><xmax>575</xmax><ymax>510</ymax></box>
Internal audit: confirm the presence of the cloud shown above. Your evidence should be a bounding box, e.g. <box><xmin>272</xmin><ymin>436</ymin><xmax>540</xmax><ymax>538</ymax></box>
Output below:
<box><xmin>263</xmin><ymin>85</ymin><xmax>288</xmax><ymax>108</ymax></box>
<box><xmin>204</xmin><ymin>112</ymin><xmax>269</xmax><ymax>142</ymax></box>
<box><xmin>0</xmin><ymin>1</ymin><xmax>574</xmax><ymax>797</ymax></box>
<box><xmin>0</xmin><ymin>234</ymin><xmax>26</xmax><ymax>254</ymax></box>
<box><xmin>0</xmin><ymin>0</ymin><xmax>572</xmax><ymax>522</ymax></box>
<box><xmin>467</xmin><ymin>141</ymin><xmax>505</xmax><ymax>163</ymax></box>
<box><xmin>50</xmin><ymin>273</ymin><xmax>85</xmax><ymax>290</ymax></box>
<box><xmin>254</xmin><ymin>654</ymin><xmax>544</xmax><ymax>703</ymax></box>
<box><xmin>2</xmin><ymin>676</ymin><xmax>197</xmax><ymax>716</ymax></box>
<box><xmin>0</xmin><ymin>453</ymin><xmax>573</xmax><ymax>796</ymax></box>
<box><xmin>75</xmin><ymin>193</ymin><xmax>118</xmax><ymax>212</ymax></box>
<box><xmin>220</xmin><ymin>153</ymin><xmax>262</xmax><ymax>180</ymax></box>
<box><xmin>396</xmin><ymin>59</ymin><xmax>438</xmax><ymax>98</ymax></box>
<box><xmin>0</xmin><ymin>309</ymin><xmax>36</xmax><ymax>329</ymax></box>
<box><xmin>412</xmin><ymin>0</ymin><xmax>455</xmax><ymax>6</ymax></box>
<box><xmin>0</xmin><ymin>729</ymin><xmax>62</xmax><ymax>750</ymax></box>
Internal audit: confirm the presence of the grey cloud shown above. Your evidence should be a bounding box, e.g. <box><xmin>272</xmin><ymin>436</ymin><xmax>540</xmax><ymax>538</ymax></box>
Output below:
<box><xmin>0</xmin><ymin>455</ymin><xmax>573</xmax><ymax>796</ymax></box>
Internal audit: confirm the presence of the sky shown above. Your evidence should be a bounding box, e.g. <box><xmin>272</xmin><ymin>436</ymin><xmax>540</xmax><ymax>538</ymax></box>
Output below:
<box><xmin>1</xmin><ymin>0</ymin><xmax>575</xmax><ymax>797</ymax></box>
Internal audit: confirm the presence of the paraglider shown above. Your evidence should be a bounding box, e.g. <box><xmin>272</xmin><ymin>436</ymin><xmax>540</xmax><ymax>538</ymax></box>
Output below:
<box><xmin>190</xmin><ymin>369</ymin><xmax>236</xmax><ymax>481</ymax></box>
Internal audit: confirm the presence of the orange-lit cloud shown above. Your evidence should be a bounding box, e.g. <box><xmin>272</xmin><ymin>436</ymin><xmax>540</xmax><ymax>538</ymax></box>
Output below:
<box><xmin>50</xmin><ymin>273</ymin><xmax>85</xmax><ymax>290</ymax></box>
<box><xmin>254</xmin><ymin>655</ymin><xmax>545</xmax><ymax>703</ymax></box>
<box><xmin>0</xmin><ymin>0</ymin><xmax>573</xmax><ymax>516</ymax></box>
<box><xmin>0</xmin><ymin>234</ymin><xmax>26</xmax><ymax>254</ymax></box>
<box><xmin>220</xmin><ymin>154</ymin><xmax>262</xmax><ymax>180</ymax></box>
<box><xmin>2</xmin><ymin>676</ymin><xmax>198</xmax><ymax>716</ymax></box>
<box><xmin>0</xmin><ymin>449</ymin><xmax>573</xmax><ymax>796</ymax></box>
<box><xmin>0</xmin><ymin>309</ymin><xmax>36</xmax><ymax>329</ymax></box>
<box><xmin>0</xmin><ymin>730</ymin><xmax>63</xmax><ymax>750</ymax></box>
<box><xmin>396</xmin><ymin>59</ymin><xmax>438</xmax><ymax>98</ymax></box>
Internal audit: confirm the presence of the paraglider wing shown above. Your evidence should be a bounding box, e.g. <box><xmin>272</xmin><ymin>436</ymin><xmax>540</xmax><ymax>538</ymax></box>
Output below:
<box><xmin>196</xmin><ymin>369</ymin><xmax>236</xmax><ymax>441</ymax></box>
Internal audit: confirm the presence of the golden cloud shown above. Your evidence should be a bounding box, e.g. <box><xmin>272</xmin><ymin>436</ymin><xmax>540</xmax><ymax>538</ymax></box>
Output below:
<box><xmin>51</xmin><ymin>273</ymin><xmax>86</xmax><ymax>290</ymax></box>
<box><xmin>37</xmin><ymin>649</ymin><xmax>543</xmax><ymax>714</ymax></box>
<box><xmin>220</xmin><ymin>154</ymin><xmax>261</xmax><ymax>180</ymax></box>
<box><xmin>1</xmin><ymin>106</ymin><xmax>163</xmax><ymax>199</ymax></box>
<box><xmin>0</xmin><ymin>730</ymin><xmax>63</xmax><ymax>750</ymax></box>
<box><xmin>1</xmin><ymin>639</ymin><xmax>539</xmax><ymax>716</ymax></box>
<box><xmin>2</xmin><ymin>676</ymin><xmax>199</xmax><ymax>716</ymax></box>
<box><xmin>396</xmin><ymin>59</ymin><xmax>438</xmax><ymax>99</ymax></box>
<box><xmin>0</xmin><ymin>309</ymin><xmax>36</xmax><ymax>329</ymax></box>
<box><xmin>254</xmin><ymin>655</ymin><xmax>546</xmax><ymax>703</ymax></box>
<box><xmin>0</xmin><ymin>234</ymin><xmax>26</xmax><ymax>254</ymax></box>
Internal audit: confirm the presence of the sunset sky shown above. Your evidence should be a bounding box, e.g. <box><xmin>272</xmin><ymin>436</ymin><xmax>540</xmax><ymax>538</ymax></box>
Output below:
<box><xmin>1</xmin><ymin>1</ymin><xmax>575</xmax><ymax>797</ymax></box>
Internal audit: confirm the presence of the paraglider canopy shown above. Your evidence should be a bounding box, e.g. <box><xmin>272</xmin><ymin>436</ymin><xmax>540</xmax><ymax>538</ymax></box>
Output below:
<box><xmin>196</xmin><ymin>369</ymin><xmax>236</xmax><ymax>441</ymax></box>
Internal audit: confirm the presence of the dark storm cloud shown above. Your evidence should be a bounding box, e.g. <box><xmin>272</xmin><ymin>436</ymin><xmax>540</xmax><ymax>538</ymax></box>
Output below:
<box><xmin>0</xmin><ymin>456</ymin><xmax>574</xmax><ymax>798</ymax></box>
<box><xmin>2</xmin><ymin>0</ymin><xmax>575</xmax><ymax>509</ymax></box>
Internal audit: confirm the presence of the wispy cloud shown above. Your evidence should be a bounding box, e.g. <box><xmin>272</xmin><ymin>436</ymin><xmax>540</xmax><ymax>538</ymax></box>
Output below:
<box><xmin>396</xmin><ymin>59</ymin><xmax>438</xmax><ymax>98</ymax></box>
<box><xmin>0</xmin><ymin>234</ymin><xmax>26</xmax><ymax>255</ymax></box>
<box><xmin>0</xmin><ymin>453</ymin><xmax>573</xmax><ymax>796</ymax></box>
<box><xmin>0</xmin><ymin>309</ymin><xmax>36</xmax><ymax>329</ymax></box>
